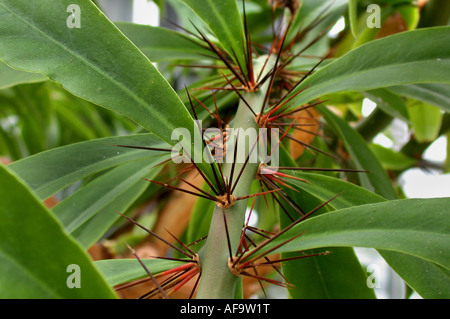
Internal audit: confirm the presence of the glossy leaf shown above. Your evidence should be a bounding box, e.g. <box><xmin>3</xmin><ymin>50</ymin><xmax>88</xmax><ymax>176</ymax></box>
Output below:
<box><xmin>9</xmin><ymin>134</ymin><xmax>169</xmax><ymax>200</ymax></box>
<box><xmin>318</xmin><ymin>105</ymin><xmax>398</xmax><ymax>200</ymax></box>
<box><xmin>0</xmin><ymin>61</ymin><xmax>46</xmax><ymax>89</ymax></box>
<box><xmin>116</xmin><ymin>23</ymin><xmax>211</xmax><ymax>62</ymax></box>
<box><xmin>180</xmin><ymin>0</ymin><xmax>247</xmax><ymax>74</ymax></box>
<box><xmin>408</xmin><ymin>100</ymin><xmax>443</xmax><ymax>143</ymax></box>
<box><xmin>0</xmin><ymin>0</ymin><xmax>216</xmax><ymax>180</ymax></box>
<box><xmin>288</xmin><ymin>27</ymin><xmax>450</xmax><ymax>107</ymax></box>
<box><xmin>348</xmin><ymin>0</ymin><xmax>359</xmax><ymax>38</ymax></box>
<box><xmin>0</xmin><ymin>163</ymin><xmax>116</xmax><ymax>298</ymax></box>
<box><xmin>387</xmin><ymin>83</ymin><xmax>450</xmax><ymax>113</ymax></box>
<box><xmin>380</xmin><ymin>250</ymin><xmax>450</xmax><ymax>299</ymax></box>
<box><xmin>277</xmin><ymin>147</ymin><xmax>377</xmax><ymax>299</ymax></box>
<box><xmin>370</xmin><ymin>144</ymin><xmax>418</xmax><ymax>171</ymax></box>
<box><xmin>95</xmin><ymin>258</ymin><xmax>185</xmax><ymax>287</ymax></box>
<box><xmin>256</xmin><ymin>198</ymin><xmax>450</xmax><ymax>269</ymax></box>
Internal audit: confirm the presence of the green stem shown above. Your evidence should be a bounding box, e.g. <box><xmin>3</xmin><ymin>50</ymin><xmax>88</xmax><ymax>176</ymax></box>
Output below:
<box><xmin>196</xmin><ymin>56</ymin><xmax>275</xmax><ymax>299</ymax></box>
<box><xmin>356</xmin><ymin>107</ymin><xmax>393</xmax><ymax>142</ymax></box>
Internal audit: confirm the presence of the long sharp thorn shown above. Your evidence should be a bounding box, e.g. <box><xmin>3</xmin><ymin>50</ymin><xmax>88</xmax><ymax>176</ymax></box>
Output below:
<box><xmin>211</xmin><ymin>91</ymin><xmax>223</xmax><ymax>131</ymax></box>
<box><xmin>258</xmin><ymin>20</ymin><xmax>292</xmax><ymax>122</ymax></box>
<box><xmin>235</xmin><ymin>188</ymin><xmax>281</xmax><ymax>201</ymax></box>
<box><xmin>187</xmin><ymin>235</ymin><xmax>208</xmax><ymax>247</ymax></box>
<box><xmin>125</xmin><ymin>242</ymin><xmax>169</xmax><ymax>299</ymax></box>
<box><xmin>178</xmin><ymin>177</ymin><xmax>218</xmax><ymax>201</ymax></box>
<box><xmin>265</xmin><ymin>184</ymin><xmax>294</xmax><ymax>222</ymax></box>
<box><xmin>276</xmin><ymin>167</ymin><xmax>370</xmax><ymax>173</ymax></box>
<box><xmin>283</xmin><ymin>132</ymin><xmax>337</xmax><ymax>159</ymax></box>
<box><xmin>186</xmin><ymin>86</ymin><xmax>226</xmax><ymax>194</ymax></box>
<box><xmin>240</xmin><ymin>271</ymin><xmax>291</xmax><ymax>288</ymax></box>
<box><xmin>230</xmin><ymin>130</ymin><xmax>262</xmax><ymax>194</ymax></box>
<box><xmin>116</xmin><ymin>211</ymin><xmax>193</xmax><ymax>259</ymax></box>
<box><xmin>272</xmin><ymin>100</ymin><xmax>326</xmax><ymax>120</ymax></box>
<box><xmin>241</xmin><ymin>231</ymin><xmax>305</xmax><ymax>267</ymax></box>
<box><xmin>143</xmin><ymin>178</ymin><xmax>221</xmax><ymax>204</ymax></box>
<box><xmin>222</xmin><ymin>212</ymin><xmax>233</xmax><ymax>260</ymax></box>
<box><xmin>221</xmin><ymin>72</ymin><xmax>256</xmax><ymax>116</ymax></box>
<box><xmin>148</xmin><ymin>255</ymin><xmax>195</xmax><ymax>263</ymax></box>
<box><xmin>228</xmin><ymin>130</ymin><xmax>240</xmax><ymax>191</ymax></box>
<box><xmin>242</xmin><ymin>233</ymin><xmax>289</xmax><ymax>283</ymax></box>
<box><xmin>113</xmin><ymin>144</ymin><xmax>177</xmax><ymax>153</ymax></box>
<box><xmin>189</xmin><ymin>273</ymin><xmax>201</xmax><ymax>299</ymax></box>
<box><xmin>295</xmin><ymin>192</ymin><xmax>344</xmax><ymax>225</ymax></box>
<box><xmin>178</xmin><ymin>142</ymin><xmax>220</xmax><ymax>196</ymax></box>
<box><xmin>164</xmin><ymin>228</ymin><xmax>197</xmax><ymax>257</ymax></box>
<box><xmin>190</xmin><ymin>22</ymin><xmax>247</xmax><ymax>86</ymax></box>
<box><xmin>249</xmin><ymin>251</ymin><xmax>332</xmax><ymax>267</ymax></box>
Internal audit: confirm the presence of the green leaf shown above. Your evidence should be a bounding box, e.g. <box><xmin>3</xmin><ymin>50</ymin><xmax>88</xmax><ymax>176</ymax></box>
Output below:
<box><xmin>276</xmin><ymin>147</ymin><xmax>377</xmax><ymax>299</ymax></box>
<box><xmin>0</xmin><ymin>0</ymin><xmax>215</xmax><ymax>180</ymax></box>
<box><xmin>9</xmin><ymin>134</ymin><xmax>170</xmax><ymax>200</ymax></box>
<box><xmin>186</xmin><ymin>184</ymin><xmax>215</xmax><ymax>246</ymax></box>
<box><xmin>115</xmin><ymin>23</ymin><xmax>211</xmax><ymax>62</ymax></box>
<box><xmin>369</xmin><ymin>143</ymin><xmax>418</xmax><ymax>171</ymax></box>
<box><xmin>289</xmin><ymin>27</ymin><xmax>450</xmax><ymax>106</ymax></box>
<box><xmin>0</xmin><ymin>61</ymin><xmax>46</xmax><ymax>89</ymax></box>
<box><xmin>396</xmin><ymin>4</ymin><xmax>420</xmax><ymax>30</ymax></box>
<box><xmin>180</xmin><ymin>0</ymin><xmax>247</xmax><ymax>74</ymax></box>
<box><xmin>380</xmin><ymin>250</ymin><xmax>450</xmax><ymax>299</ymax></box>
<box><xmin>256</xmin><ymin>198</ymin><xmax>450</xmax><ymax>269</ymax></box>
<box><xmin>387</xmin><ymin>83</ymin><xmax>450</xmax><ymax>113</ymax></box>
<box><xmin>348</xmin><ymin>0</ymin><xmax>359</xmax><ymax>38</ymax></box>
<box><xmin>283</xmin><ymin>170</ymin><xmax>386</xmax><ymax>209</ymax></box>
<box><xmin>95</xmin><ymin>258</ymin><xmax>185</xmax><ymax>287</ymax></box>
<box><xmin>54</xmin><ymin>156</ymin><xmax>167</xmax><ymax>248</ymax></box>
<box><xmin>0</xmin><ymin>163</ymin><xmax>116</xmax><ymax>298</ymax></box>
<box><xmin>288</xmin><ymin>0</ymin><xmax>348</xmax><ymax>44</ymax></box>
<box><xmin>319</xmin><ymin>105</ymin><xmax>398</xmax><ymax>200</ymax></box>
<box><xmin>408</xmin><ymin>100</ymin><xmax>443</xmax><ymax>143</ymax></box>
<box><xmin>279</xmin><ymin>150</ymin><xmax>448</xmax><ymax>298</ymax></box>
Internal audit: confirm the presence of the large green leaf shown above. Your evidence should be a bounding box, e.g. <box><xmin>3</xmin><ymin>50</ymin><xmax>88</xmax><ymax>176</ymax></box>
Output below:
<box><xmin>115</xmin><ymin>23</ymin><xmax>211</xmax><ymax>62</ymax></box>
<box><xmin>288</xmin><ymin>0</ymin><xmax>348</xmax><ymax>44</ymax></box>
<box><xmin>0</xmin><ymin>0</ymin><xmax>216</xmax><ymax>181</ymax></box>
<box><xmin>369</xmin><ymin>144</ymin><xmax>418</xmax><ymax>171</ymax></box>
<box><xmin>408</xmin><ymin>100</ymin><xmax>443</xmax><ymax>143</ymax></box>
<box><xmin>276</xmin><ymin>147</ymin><xmax>377</xmax><ymax>299</ymax></box>
<box><xmin>0</xmin><ymin>61</ymin><xmax>46</xmax><ymax>89</ymax></box>
<box><xmin>288</xmin><ymin>27</ymin><xmax>450</xmax><ymax>107</ymax></box>
<box><xmin>254</xmin><ymin>198</ymin><xmax>450</xmax><ymax>269</ymax></box>
<box><xmin>180</xmin><ymin>0</ymin><xmax>247</xmax><ymax>75</ymax></box>
<box><xmin>387</xmin><ymin>83</ymin><xmax>450</xmax><ymax>113</ymax></box>
<box><xmin>95</xmin><ymin>258</ymin><xmax>185</xmax><ymax>287</ymax></box>
<box><xmin>9</xmin><ymin>134</ymin><xmax>169</xmax><ymax>200</ymax></box>
<box><xmin>318</xmin><ymin>105</ymin><xmax>398</xmax><ymax>200</ymax></box>
<box><xmin>0</xmin><ymin>163</ymin><xmax>116</xmax><ymax>298</ymax></box>
<box><xmin>380</xmin><ymin>250</ymin><xmax>450</xmax><ymax>299</ymax></box>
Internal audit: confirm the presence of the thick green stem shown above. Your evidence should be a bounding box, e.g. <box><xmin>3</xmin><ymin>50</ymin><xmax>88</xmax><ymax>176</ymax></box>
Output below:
<box><xmin>196</xmin><ymin>56</ymin><xmax>275</xmax><ymax>299</ymax></box>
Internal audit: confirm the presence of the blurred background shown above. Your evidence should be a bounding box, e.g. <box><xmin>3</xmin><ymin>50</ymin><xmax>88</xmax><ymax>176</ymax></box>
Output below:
<box><xmin>1</xmin><ymin>0</ymin><xmax>448</xmax><ymax>299</ymax></box>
